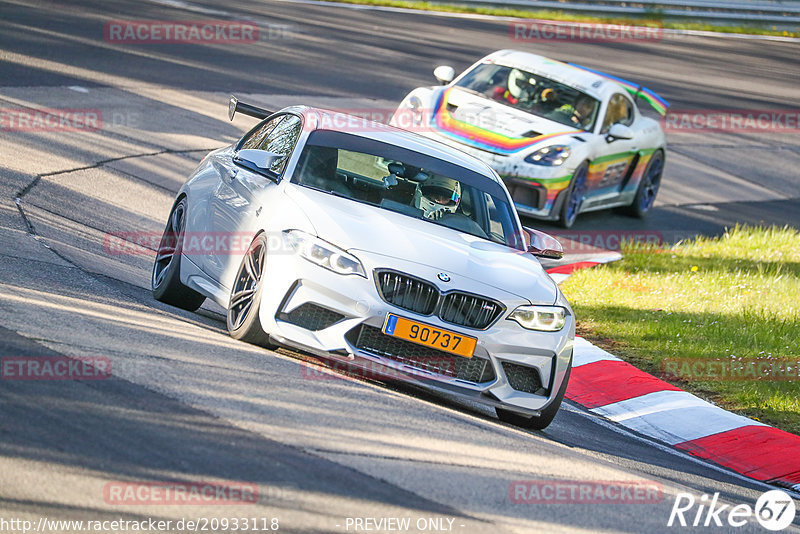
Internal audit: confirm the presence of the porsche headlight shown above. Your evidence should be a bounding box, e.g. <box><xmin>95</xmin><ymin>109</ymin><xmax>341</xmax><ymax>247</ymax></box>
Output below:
<box><xmin>508</xmin><ymin>305</ymin><xmax>567</xmax><ymax>331</ymax></box>
<box><xmin>525</xmin><ymin>145</ymin><xmax>571</xmax><ymax>166</ymax></box>
<box><xmin>283</xmin><ymin>230</ymin><xmax>365</xmax><ymax>277</ymax></box>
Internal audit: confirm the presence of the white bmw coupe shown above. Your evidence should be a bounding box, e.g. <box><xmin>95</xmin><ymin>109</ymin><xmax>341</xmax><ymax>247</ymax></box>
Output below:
<box><xmin>151</xmin><ymin>97</ymin><xmax>575</xmax><ymax>429</ymax></box>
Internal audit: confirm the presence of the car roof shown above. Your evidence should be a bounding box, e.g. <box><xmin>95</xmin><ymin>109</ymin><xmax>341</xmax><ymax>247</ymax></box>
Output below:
<box><xmin>291</xmin><ymin>106</ymin><xmax>502</xmax><ymax>182</ymax></box>
<box><xmin>481</xmin><ymin>49</ymin><xmax>623</xmax><ymax>101</ymax></box>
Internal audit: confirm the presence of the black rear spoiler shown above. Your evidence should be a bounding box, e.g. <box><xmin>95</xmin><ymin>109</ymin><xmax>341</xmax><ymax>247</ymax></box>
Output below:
<box><xmin>228</xmin><ymin>95</ymin><xmax>272</xmax><ymax>121</ymax></box>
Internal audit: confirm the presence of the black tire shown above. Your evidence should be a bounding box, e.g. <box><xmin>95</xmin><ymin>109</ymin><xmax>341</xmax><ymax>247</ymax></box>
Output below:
<box><xmin>623</xmin><ymin>150</ymin><xmax>664</xmax><ymax>218</ymax></box>
<box><xmin>558</xmin><ymin>162</ymin><xmax>589</xmax><ymax>229</ymax></box>
<box><xmin>152</xmin><ymin>197</ymin><xmax>206</xmax><ymax>311</ymax></box>
<box><xmin>496</xmin><ymin>359</ymin><xmax>572</xmax><ymax>430</ymax></box>
<box><xmin>226</xmin><ymin>233</ymin><xmax>277</xmax><ymax>348</ymax></box>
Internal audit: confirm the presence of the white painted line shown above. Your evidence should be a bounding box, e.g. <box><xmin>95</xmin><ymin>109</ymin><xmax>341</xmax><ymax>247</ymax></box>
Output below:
<box><xmin>589</xmin><ymin>253</ymin><xmax>624</xmax><ymax>264</ymax></box>
<box><xmin>549</xmin><ymin>273</ymin><xmax>570</xmax><ymax>284</ymax></box>
<box><xmin>593</xmin><ymin>402</ymin><xmax>765</xmax><ymax>445</ymax></box>
<box><xmin>595</xmin><ymin>390</ymin><xmax>713</xmax><ymax>422</ymax></box>
<box><xmin>561</xmin><ymin>402</ymin><xmax>798</xmax><ymax>497</ymax></box>
<box><xmin>572</xmin><ymin>336</ymin><xmax>622</xmax><ymax>367</ymax></box>
<box><xmin>68</xmin><ymin>86</ymin><xmax>89</xmax><ymax>93</ymax></box>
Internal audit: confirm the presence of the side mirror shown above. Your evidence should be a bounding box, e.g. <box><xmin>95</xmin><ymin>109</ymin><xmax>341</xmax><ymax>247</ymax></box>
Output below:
<box><xmin>523</xmin><ymin>227</ymin><xmax>564</xmax><ymax>260</ymax></box>
<box><xmin>234</xmin><ymin>149</ymin><xmax>282</xmax><ymax>178</ymax></box>
<box><xmin>433</xmin><ymin>65</ymin><xmax>456</xmax><ymax>85</ymax></box>
<box><xmin>606</xmin><ymin>123</ymin><xmax>634</xmax><ymax>142</ymax></box>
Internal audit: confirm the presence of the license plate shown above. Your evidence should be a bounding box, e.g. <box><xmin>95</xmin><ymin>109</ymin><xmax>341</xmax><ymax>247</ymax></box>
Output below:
<box><xmin>382</xmin><ymin>314</ymin><xmax>477</xmax><ymax>358</ymax></box>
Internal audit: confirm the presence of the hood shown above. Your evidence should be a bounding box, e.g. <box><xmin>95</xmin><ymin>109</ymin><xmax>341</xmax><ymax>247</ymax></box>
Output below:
<box><xmin>430</xmin><ymin>87</ymin><xmax>582</xmax><ymax>156</ymax></box>
<box><xmin>284</xmin><ymin>185</ymin><xmax>558</xmax><ymax>305</ymax></box>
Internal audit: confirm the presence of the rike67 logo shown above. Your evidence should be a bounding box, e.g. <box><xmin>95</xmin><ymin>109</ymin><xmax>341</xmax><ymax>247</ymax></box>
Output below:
<box><xmin>669</xmin><ymin>490</ymin><xmax>796</xmax><ymax>531</ymax></box>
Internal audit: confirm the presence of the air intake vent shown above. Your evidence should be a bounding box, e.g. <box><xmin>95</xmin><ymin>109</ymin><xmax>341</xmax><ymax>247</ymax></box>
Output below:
<box><xmin>277</xmin><ymin>303</ymin><xmax>344</xmax><ymax>331</ymax></box>
<box><xmin>439</xmin><ymin>292</ymin><xmax>503</xmax><ymax>330</ymax></box>
<box><xmin>375</xmin><ymin>271</ymin><xmax>438</xmax><ymax>316</ymax></box>
<box><xmin>501</xmin><ymin>362</ymin><xmax>547</xmax><ymax>395</ymax></box>
<box><xmin>350</xmin><ymin>325</ymin><xmax>496</xmax><ymax>383</ymax></box>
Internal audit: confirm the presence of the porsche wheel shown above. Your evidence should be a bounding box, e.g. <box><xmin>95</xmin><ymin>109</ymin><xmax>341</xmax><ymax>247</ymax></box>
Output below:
<box><xmin>625</xmin><ymin>150</ymin><xmax>664</xmax><ymax>218</ymax></box>
<box><xmin>227</xmin><ymin>233</ymin><xmax>276</xmax><ymax>348</ymax></box>
<box><xmin>496</xmin><ymin>360</ymin><xmax>571</xmax><ymax>431</ymax></box>
<box><xmin>152</xmin><ymin>197</ymin><xmax>206</xmax><ymax>311</ymax></box>
<box><xmin>558</xmin><ymin>162</ymin><xmax>588</xmax><ymax>229</ymax></box>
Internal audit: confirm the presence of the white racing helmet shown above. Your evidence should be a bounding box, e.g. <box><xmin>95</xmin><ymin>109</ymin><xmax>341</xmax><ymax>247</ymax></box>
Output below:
<box><xmin>414</xmin><ymin>175</ymin><xmax>462</xmax><ymax>219</ymax></box>
<box><xmin>507</xmin><ymin>68</ymin><xmax>528</xmax><ymax>99</ymax></box>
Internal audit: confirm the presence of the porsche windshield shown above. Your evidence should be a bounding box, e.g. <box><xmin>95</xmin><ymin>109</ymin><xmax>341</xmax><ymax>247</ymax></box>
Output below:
<box><xmin>293</xmin><ymin>130</ymin><xmax>520</xmax><ymax>248</ymax></box>
<box><xmin>455</xmin><ymin>63</ymin><xmax>600</xmax><ymax>131</ymax></box>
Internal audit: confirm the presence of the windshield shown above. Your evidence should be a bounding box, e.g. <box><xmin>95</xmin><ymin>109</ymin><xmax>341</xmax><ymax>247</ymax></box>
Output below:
<box><xmin>292</xmin><ymin>130</ymin><xmax>521</xmax><ymax>248</ymax></box>
<box><xmin>455</xmin><ymin>63</ymin><xmax>600</xmax><ymax>131</ymax></box>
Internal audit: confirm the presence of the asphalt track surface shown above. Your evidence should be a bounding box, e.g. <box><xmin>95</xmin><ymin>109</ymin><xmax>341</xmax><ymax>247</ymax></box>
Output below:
<box><xmin>1</xmin><ymin>0</ymin><xmax>799</xmax><ymax>532</ymax></box>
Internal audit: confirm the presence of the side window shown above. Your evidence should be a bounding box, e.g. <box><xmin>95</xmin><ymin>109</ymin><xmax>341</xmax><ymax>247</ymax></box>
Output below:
<box><xmin>238</xmin><ymin>114</ymin><xmax>303</xmax><ymax>174</ymax></box>
<box><xmin>482</xmin><ymin>192</ymin><xmax>513</xmax><ymax>243</ymax></box>
<box><xmin>240</xmin><ymin>116</ymin><xmax>283</xmax><ymax>150</ymax></box>
<box><xmin>601</xmin><ymin>94</ymin><xmax>634</xmax><ymax>133</ymax></box>
<box><xmin>261</xmin><ymin>115</ymin><xmax>302</xmax><ymax>173</ymax></box>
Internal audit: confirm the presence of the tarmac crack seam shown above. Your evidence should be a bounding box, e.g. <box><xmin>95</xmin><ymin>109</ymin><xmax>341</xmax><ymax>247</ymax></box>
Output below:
<box><xmin>13</xmin><ymin>148</ymin><xmax>215</xmax><ymax>236</ymax></box>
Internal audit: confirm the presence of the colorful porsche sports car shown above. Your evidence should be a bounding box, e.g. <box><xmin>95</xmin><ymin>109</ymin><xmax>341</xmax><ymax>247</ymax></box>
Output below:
<box><xmin>151</xmin><ymin>97</ymin><xmax>575</xmax><ymax>430</ymax></box>
<box><xmin>390</xmin><ymin>50</ymin><xmax>668</xmax><ymax>228</ymax></box>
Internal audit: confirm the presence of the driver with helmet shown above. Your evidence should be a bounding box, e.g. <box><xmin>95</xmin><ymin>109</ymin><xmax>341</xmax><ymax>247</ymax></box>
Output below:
<box><xmin>492</xmin><ymin>68</ymin><xmax>532</xmax><ymax>105</ymax></box>
<box><xmin>413</xmin><ymin>175</ymin><xmax>461</xmax><ymax>220</ymax></box>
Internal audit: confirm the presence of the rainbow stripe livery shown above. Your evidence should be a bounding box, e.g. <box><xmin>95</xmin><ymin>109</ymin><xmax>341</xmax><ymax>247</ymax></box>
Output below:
<box><xmin>431</xmin><ymin>89</ymin><xmax>581</xmax><ymax>155</ymax></box>
<box><xmin>567</xmin><ymin>63</ymin><xmax>670</xmax><ymax>116</ymax></box>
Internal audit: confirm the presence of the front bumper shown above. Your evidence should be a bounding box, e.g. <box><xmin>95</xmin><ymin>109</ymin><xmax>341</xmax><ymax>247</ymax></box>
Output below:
<box><xmin>259</xmin><ymin>248</ymin><xmax>575</xmax><ymax>415</ymax></box>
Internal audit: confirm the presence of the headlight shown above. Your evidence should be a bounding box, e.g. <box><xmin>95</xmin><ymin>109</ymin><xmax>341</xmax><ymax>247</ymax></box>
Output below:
<box><xmin>508</xmin><ymin>305</ymin><xmax>567</xmax><ymax>331</ymax></box>
<box><xmin>525</xmin><ymin>145</ymin><xmax>571</xmax><ymax>166</ymax></box>
<box><xmin>283</xmin><ymin>230</ymin><xmax>366</xmax><ymax>277</ymax></box>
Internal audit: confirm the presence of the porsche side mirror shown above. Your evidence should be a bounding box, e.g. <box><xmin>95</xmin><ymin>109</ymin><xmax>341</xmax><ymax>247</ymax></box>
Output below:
<box><xmin>606</xmin><ymin>123</ymin><xmax>634</xmax><ymax>142</ymax></box>
<box><xmin>233</xmin><ymin>149</ymin><xmax>282</xmax><ymax>179</ymax></box>
<box><xmin>433</xmin><ymin>65</ymin><xmax>456</xmax><ymax>85</ymax></box>
<box><xmin>523</xmin><ymin>226</ymin><xmax>564</xmax><ymax>260</ymax></box>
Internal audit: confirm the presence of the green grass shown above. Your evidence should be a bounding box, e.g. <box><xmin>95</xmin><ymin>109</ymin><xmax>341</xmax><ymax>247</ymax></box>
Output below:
<box><xmin>561</xmin><ymin>226</ymin><xmax>800</xmax><ymax>435</ymax></box>
<box><xmin>319</xmin><ymin>0</ymin><xmax>799</xmax><ymax>38</ymax></box>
